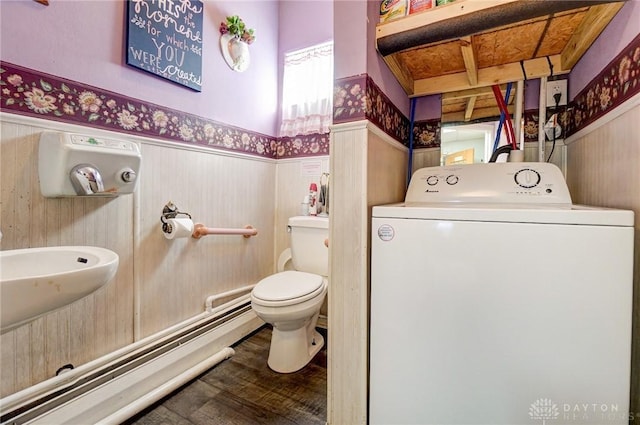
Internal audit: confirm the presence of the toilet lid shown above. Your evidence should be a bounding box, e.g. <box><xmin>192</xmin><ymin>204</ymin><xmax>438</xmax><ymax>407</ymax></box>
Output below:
<box><xmin>252</xmin><ymin>271</ymin><xmax>324</xmax><ymax>302</ymax></box>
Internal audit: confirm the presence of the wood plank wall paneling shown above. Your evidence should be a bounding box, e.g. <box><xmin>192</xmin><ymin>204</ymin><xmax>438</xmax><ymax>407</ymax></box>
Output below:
<box><xmin>565</xmin><ymin>102</ymin><xmax>640</xmax><ymax>421</ymax></box>
<box><xmin>525</xmin><ymin>141</ymin><xmax>566</xmax><ymax>173</ymax></box>
<box><xmin>0</xmin><ymin>121</ymin><xmax>135</xmax><ymax>397</ymax></box>
<box><xmin>367</xmin><ymin>129</ymin><xmax>408</xmax><ymax>210</ymax></box>
<box><xmin>274</xmin><ymin>158</ymin><xmax>330</xmax><ymax>316</ymax></box>
<box><xmin>412</xmin><ymin>147</ymin><xmax>441</xmax><ymax>172</ymax></box>
<box><xmin>274</xmin><ymin>158</ymin><xmax>330</xmax><ymax>269</ymax></box>
<box><xmin>0</xmin><ymin>123</ymin><xmax>133</xmax><ymax>396</ymax></box>
<box><xmin>0</xmin><ymin>117</ymin><xmax>279</xmax><ymax>397</ymax></box>
<box><xmin>328</xmin><ymin>121</ymin><xmax>407</xmax><ymax>425</ymax></box>
<box><xmin>136</xmin><ymin>144</ymin><xmax>276</xmax><ymax>337</ymax></box>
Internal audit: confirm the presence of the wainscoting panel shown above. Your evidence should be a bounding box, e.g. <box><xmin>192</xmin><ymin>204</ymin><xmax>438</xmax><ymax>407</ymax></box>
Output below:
<box><xmin>412</xmin><ymin>147</ymin><xmax>441</xmax><ymax>172</ymax></box>
<box><xmin>0</xmin><ymin>115</ymin><xmax>278</xmax><ymax>397</ymax></box>
<box><xmin>328</xmin><ymin>121</ymin><xmax>406</xmax><ymax>425</ymax></box>
<box><xmin>566</xmin><ymin>104</ymin><xmax>640</xmax><ymax>215</ymax></box>
<box><xmin>136</xmin><ymin>143</ymin><xmax>276</xmax><ymax>338</ymax></box>
<box><xmin>329</xmin><ymin>121</ymin><xmax>369</xmax><ymax>425</ymax></box>
<box><xmin>367</xmin><ymin>127</ymin><xmax>408</xmax><ymax>210</ymax></box>
<box><xmin>0</xmin><ymin>119</ymin><xmax>135</xmax><ymax>397</ymax></box>
<box><xmin>274</xmin><ymin>157</ymin><xmax>329</xmax><ymax>269</ymax></box>
<box><xmin>565</xmin><ymin>100</ymin><xmax>639</xmax><ymax>420</ymax></box>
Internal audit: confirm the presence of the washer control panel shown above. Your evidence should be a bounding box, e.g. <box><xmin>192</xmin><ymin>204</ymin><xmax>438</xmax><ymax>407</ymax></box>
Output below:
<box><xmin>405</xmin><ymin>163</ymin><xmax>572</xmax><ymax>205</ymax></box>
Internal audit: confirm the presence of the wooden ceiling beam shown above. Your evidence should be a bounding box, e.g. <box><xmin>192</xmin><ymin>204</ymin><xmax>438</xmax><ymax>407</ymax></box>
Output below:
<box><xmin>412</xmin><ymin>55</ymin><xmax>568</xmax><ymax>97</ymax></box>
<box><xmin>381</xmin><ymin>55</ymin><xmax>415</xmax><ymax>96</ymax></box>
<box><xmin>464</xmin><ymin>96</ymin><xmax>477</xmax><ymax>121</ymax></box>
<box><xmin>443</xmin><ymin>86</ymin><xmax>495</xmax><ymax>101</ymax></box>
<box><xmin>442</xmin><ymin>104</ymin><xmax>514</xmax><ymax>123</ymax></box>
<box><xmin>459</xmin><ymin>36</ymin><xmax>478</xmax><ymax>86</ymax></box>
<box><xmin>442</xmin><ymin>85</ymin><xmax>517</xmax><ymax>102</ymax></box>
<box><xmin>561</xmin><ymin>2</ymin><xmax>625</xmax><ymax>70</ymax></box>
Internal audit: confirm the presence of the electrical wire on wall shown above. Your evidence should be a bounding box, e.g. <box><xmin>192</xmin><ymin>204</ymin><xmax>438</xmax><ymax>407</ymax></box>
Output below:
<box><xmin>546</xmin><ymin>92</ymin><xmax>562</xmax><ymax>162</ymax></box>
<box><xmin>407</xmin><ymin>97</ymin><xmax>416</xmax><ymax>188</ymax></box>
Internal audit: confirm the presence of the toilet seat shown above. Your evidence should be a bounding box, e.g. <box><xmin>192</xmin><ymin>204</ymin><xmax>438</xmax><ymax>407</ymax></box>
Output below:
<box><xmin>252</xmin><ymin>271</ymin><xmax>325</xmax><ymax>307</ymax></box>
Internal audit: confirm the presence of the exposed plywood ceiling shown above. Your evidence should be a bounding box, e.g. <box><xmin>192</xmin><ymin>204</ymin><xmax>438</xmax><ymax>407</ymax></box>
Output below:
<box><xmin>441</xmin><ymin>85</ymin><xmax>516</xmax><ymax>124</ymax></box>
<box><xmin>376</xmin><ymin>0</ymin><xmax>626</xmax><ymax>97</ymax></box>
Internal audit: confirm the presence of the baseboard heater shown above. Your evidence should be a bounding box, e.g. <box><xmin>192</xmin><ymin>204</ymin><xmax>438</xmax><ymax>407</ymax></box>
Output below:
<box><xmin>0</xmin><ymin>297</ymin><xmax>263</xmax><ymax>424</ymax></box>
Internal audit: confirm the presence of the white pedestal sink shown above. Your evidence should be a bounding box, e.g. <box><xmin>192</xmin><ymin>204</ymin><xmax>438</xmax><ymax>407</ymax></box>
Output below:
<box><xmin>0</xmin><ymin>246</ymin><xmax>119</xmax><ymax>333</ymax></box>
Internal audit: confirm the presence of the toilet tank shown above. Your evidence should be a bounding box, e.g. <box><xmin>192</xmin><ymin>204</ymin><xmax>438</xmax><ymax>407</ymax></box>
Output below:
<box><xmin>288</xmin><ymin>216</ymin><xmax>329</xmax><ymax>276</ymax></box>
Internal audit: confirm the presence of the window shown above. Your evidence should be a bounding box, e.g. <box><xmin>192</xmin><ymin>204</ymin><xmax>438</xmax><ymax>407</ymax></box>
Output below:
<box><xmin>280</xmin><ymin>41</ymin><xmax>333</xmax><ymax>137</ymax></box>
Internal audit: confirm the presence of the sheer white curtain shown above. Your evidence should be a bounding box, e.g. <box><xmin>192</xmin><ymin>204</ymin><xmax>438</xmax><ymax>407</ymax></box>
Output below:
<box><xmin>280</xmin><ymin>41</ymin><xmax>333</xmax><ymax>137</ymax></box>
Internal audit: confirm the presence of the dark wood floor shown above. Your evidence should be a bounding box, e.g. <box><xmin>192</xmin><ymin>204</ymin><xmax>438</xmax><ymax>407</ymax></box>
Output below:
<box><xmin>124</xmin><ymin>325</ymin><xmax>327</xmax><ymax>425</ymax></box>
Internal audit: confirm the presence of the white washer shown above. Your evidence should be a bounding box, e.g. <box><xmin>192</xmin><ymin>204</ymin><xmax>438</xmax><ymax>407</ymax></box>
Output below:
<box><xmin>370</xmin><ymin>163</ymin><xmax>634</xmax><ymax>425</ymax></box>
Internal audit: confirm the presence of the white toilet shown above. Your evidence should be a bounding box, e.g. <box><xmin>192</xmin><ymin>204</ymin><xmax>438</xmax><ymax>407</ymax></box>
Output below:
<box><xmin>251</xmin><ymin>216</ymin><xmax>329</xmax><ymax>373</ymax></box>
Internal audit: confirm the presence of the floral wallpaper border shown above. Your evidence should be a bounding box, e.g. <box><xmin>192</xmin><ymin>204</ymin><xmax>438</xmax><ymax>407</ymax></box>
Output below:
<box><xmin>411</xmin><ymin>119</ymin><xmax>441</xmax><ymax>149</ymax></box>
<box><xmin>0</xmin><ymin>62</ymin><xmax>330</xmax><ymax>160</ymax></box>
<box><xmin>278</xmin><ymin>133</ymin><xmax>330</xmax><ymax>157</ymax></box>
<box><xmin>333</xmin><ymin>74</ymin><xmax>368</xmax><ymax>124</ymax></box>
<box><xmin>333</xmin><ymin>74</ymin><xmax>440</xmax><ymax>149</ymax></box>
<box><xmin>566</xmin><ymin>32</ymin><xmax>640</xmax><ymax>137</ymax></box>
<box><xmin>5</xmin><ymin>29</ymin><xmax>636</xmax><ymax>161</ymax></box>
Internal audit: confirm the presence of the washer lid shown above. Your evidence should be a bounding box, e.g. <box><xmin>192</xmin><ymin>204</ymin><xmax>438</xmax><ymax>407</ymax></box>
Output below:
<box><xmin>372</xmin><ymin>203</ymin><xmax>635</xmax><ymax>226</ymax></box>
<box><xmin>253</xmin><ymin>270</ymin><xmax>324</xmax><ymax>302</ymax></box>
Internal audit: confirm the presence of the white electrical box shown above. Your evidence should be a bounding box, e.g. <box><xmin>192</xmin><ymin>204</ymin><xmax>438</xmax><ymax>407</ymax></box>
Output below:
<box><xmin>38</xmin><ymin>131</ymin><xmax>142</xmax><ymax>197</ymax></box>
<box><xmin>546</xmin><ymin>79</ymin><xmax>568</xmax><ymax>107</ymax></box>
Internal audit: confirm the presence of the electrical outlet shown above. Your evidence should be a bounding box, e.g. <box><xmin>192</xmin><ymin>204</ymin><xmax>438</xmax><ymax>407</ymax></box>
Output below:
<box><xmin>546</xmin><ymin>79</ymin><xmax>567</xmax><ymax>107</ymax></box>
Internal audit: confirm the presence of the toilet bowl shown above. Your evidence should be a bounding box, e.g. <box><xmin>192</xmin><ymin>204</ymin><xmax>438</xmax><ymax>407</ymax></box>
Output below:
<box><xmin>251</xmin><ymin>271</ymin><xmax>327</xmax><ymax>373</ymax></box>
<box><xmin>251</xmin><ymin>216</ymin><xmax>329</xmax><ymax>373</ymax></box>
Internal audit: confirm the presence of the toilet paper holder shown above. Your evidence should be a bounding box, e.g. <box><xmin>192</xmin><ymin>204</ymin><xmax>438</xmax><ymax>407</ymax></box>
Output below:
<box><xmin>160</xmin><ymin>201</ymin><xmax>192</xmax><ymax>234</ymax></box>
<box><xmin>160</xmin><ymin>201</ymin><xmax>258</xmax><ymax>239</ymax></box>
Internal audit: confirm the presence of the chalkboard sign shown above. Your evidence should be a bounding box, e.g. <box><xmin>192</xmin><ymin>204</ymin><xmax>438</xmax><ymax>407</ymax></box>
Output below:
<box><xmin>126</xmin><ymin>0</ymin><xmax>203</xmax><ymax>91</ymax></box>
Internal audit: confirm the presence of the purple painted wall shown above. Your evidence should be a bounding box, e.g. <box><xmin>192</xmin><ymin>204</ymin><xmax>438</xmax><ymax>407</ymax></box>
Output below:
<box><xmin>333</xmin><ymin>0</ymin><xmax>368</xmax><ymax>81</ymax></box>
<box><xmin>278</xmin><ymin>0</ymin><xmax>333</xmax><ymax>127</ymax></box>
<box><xmin>524</xmin><ymin>79</ymin><xmax>541</xmax><ymax>111</ymax></box>
<box><xmin>278</xmin><ymin>1</ymin><xmax>333</xmax><ymax>56</ymax></box>
<box><xmin>414</xmin><ymin>95</ymin><xmax>442</xmax><ymax>121</ymax></box>
<box><xmin>332</xmin><ymin>0</ymin><xmax>412</xmax><ymax>119</ymax></box>
<box><xmin>365</xmin><ymin>0</ymin><xmax>411</xmax><ymax>118</ymax></box>
<box><xmin>570</xmin><ymin>0</ymin><xmax>640</xmax><ymax>98</ymax></box>
<box><xmin>0</xmin><ymin>0</ymin><xmax>279</xmax><ymax>136</ymax></box>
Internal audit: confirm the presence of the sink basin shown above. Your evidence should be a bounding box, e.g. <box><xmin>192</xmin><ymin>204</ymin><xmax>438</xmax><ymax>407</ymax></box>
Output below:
<box><xmin>0</xmin><ymin>246</ymin><xmax>119</xmax><ymax>333</ymax></box>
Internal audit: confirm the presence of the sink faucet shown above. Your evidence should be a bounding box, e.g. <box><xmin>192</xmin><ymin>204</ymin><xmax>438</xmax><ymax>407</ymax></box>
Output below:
<box><xmin>70</xmin><ymin>164</ymin><xmax>105</xmax><ymax>195</ymax></box>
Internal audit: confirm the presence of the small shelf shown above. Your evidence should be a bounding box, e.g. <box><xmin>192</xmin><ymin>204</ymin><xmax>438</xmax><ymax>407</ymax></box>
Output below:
<box><xmin>376</xmin><ymin>0</ymin><xmax>626</xmax><ymax>97</ymax></box>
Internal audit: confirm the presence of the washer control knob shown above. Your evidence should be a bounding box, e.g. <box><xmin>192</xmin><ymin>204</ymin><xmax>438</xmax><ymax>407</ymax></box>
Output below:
<box><xmin>514</xmin><ymin>168</ymin><xmax>541</xmax><ymax>188</ymax></box>
<box><xmin>426</xmin><ymin>176</ymin><xmax>439</xmax><ymax>186</ymax></box>
<box><xmin>446</xmin><ymin>175</ymin><xmax>459</xmax><ymax>185</ymax></box>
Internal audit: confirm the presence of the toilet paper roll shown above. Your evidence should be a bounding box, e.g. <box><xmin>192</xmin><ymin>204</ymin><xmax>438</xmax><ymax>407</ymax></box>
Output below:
<box><xmin>163</xmin><ymin>218</ymin><xmax>194</xmax><ymax>239</ymax></box>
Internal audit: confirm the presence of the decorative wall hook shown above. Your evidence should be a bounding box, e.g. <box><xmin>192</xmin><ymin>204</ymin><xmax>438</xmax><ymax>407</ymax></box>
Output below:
<box><xmin>219</xmin><ymin>15</ymin><xmax>255</xmax><ymax>72</ymax></box>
